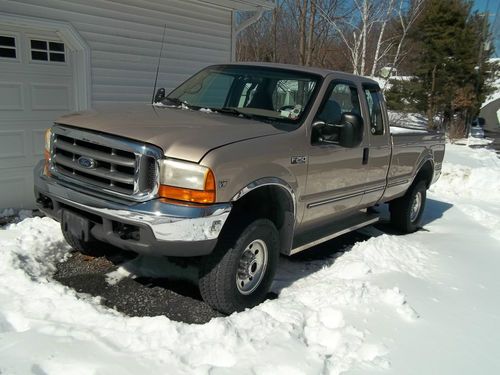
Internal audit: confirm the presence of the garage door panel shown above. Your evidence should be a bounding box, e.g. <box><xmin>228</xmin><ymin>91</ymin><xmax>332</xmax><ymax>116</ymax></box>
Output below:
<box><xmin>32</xmin><ymin>128</ymin><xmax>46</xmax><ymax>157</ymax></box>
<box><xmin>0</xmin><ymin>82</ymin><xmax>24</xmax><ymax>110</ymax></box>
<box><xmin>31</xmin><ymin>83</ymin><xmax>72</xmax><ymax>111</ymax></box>
<box><xmin>0</xmin><ymin>122</ymin><xmax>54</xmax><ymax>168</ymax></box>
<box><xmin>0</xmin><ymin>130</ymin><xmax>25</xmax><ymax>158</ymax></box>
<box><xmin>0</xmin><ymin>168</ymin><xmax>34</xmax><ymax>209</ymax></box>
<box><xmin>1</xmin><ymin>62</ymin><xmax>72</xmax><ymax>76</ymax></box>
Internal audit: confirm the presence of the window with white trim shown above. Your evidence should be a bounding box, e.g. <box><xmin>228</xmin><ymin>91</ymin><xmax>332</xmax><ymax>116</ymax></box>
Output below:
<box><xmin>30</xmin><ymin>39</ymin><xmax>65</xmax><ymax>62</ymax></box>
<box><xmin>0</xmin><ymin>35</ymin><xmax>17</xmax><ymax>59</ymax></box>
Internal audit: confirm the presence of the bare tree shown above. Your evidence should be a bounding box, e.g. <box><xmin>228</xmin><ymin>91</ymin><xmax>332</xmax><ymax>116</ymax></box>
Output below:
<box><xmin>388</xmin><ymin>0</ymin><xmax>425</xmax><ymax>77</ymax></box>
<box><xmin>236</xmin><ymin>0</ymin><xmax>423</xmax><ymax>76</ymax></box>
<box><xmin>316</xmin><ymin>3</ymin><xmax>364</xmax><ymax>73</ymax></box>
<box><xmin>370</xmin><ymin>0</ymin><xmax>396</xmax><ymax>76</ymax></box>
<box><xmin>317</xmin><ymin>0</ymin><xmax>381</xmax><ymax>75</ymax></box>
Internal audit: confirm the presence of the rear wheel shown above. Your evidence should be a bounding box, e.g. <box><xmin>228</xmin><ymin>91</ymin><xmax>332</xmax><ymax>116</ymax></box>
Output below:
<box><xmin>199</xmin><ymin>218</ymin><xmax>279</xmax><ymax>314</ymax></box>
<box><xmin>389</xmin><ymin>180</ymin><xmax>427</xmax><ymax>233</ymax></box>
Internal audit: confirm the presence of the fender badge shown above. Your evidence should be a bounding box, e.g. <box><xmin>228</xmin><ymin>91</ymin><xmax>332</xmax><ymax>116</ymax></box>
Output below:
<box><xmin>291</xmin><ymin>156</ymin><xmax>307</xmax><ymax>165</ymax></box>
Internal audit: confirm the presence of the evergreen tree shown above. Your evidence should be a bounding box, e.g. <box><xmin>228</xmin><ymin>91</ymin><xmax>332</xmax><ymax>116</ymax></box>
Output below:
<box><xmin>386</xmin><ymin>0</ymin><xmax>495</xmax><ymax>136</ymax></box>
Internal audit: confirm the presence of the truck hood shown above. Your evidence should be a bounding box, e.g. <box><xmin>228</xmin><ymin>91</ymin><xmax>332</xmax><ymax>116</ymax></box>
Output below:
<box><xmin>56</xmin><ymin>104</ymin><xmax>286</xmax><ymax>163</ymax></box>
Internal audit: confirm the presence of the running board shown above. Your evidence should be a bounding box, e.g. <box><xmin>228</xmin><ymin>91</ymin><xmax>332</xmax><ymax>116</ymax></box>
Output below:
<box><xmin>289</xmin><ymin>212</ymin><xmax>380</xmax><ymax>255</ymax></box>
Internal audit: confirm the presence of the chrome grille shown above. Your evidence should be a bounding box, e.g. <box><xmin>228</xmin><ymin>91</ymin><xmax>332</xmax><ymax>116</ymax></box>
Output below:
<box><xmin>50</xmin><ymin>125</ymin><xmax>162</xmax><ymax>201</ymax></box>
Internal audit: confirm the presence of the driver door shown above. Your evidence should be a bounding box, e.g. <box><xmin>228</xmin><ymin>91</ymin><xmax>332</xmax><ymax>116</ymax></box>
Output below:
<box><xmin>302</xmin><ymin>80</ymin><xmax>368</xmax><ymax>227</ymax></box>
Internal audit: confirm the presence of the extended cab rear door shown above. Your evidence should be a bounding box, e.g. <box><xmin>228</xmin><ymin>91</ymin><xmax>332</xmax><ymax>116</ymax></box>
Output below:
<box><xmin>359</xmin><ymin>83</ymin><xmax>392</xmax><ymax>206</ymax></box>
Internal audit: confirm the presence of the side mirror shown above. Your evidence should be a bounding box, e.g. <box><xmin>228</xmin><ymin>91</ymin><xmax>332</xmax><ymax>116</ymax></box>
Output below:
<box><xmin>312</xmin><ymin>121</ymin><xmax>335</xmax><ymax>144</ymax></box>
<box><xmin>338</xmin><ymin>113</ymin><xmax>363</xmax><ymax>148</ymax></box>
<box><xmin>154</xmin><ymin>88</ymin><xmax>165</xmax><ymax>103</ymax></box>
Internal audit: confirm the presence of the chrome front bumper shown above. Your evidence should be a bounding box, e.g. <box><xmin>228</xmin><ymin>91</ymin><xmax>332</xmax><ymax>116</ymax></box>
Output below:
<box><xmin>34</xmin><ymin>160</ymin><xmax>231</xmax><ymax>256</ymax></box>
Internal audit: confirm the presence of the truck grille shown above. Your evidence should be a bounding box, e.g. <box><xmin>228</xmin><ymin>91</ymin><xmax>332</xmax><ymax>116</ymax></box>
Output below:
<box><xmin>50</xmin><ymin>125</ymin><xmax>162</xmax><ymax>201</ymax></box>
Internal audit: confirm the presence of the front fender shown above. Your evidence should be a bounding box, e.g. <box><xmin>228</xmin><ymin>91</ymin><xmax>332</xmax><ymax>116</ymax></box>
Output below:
<box><xmin>199</xmin><ymin>132</ymin><xmax>306</xmax><ymax>206</ymax></box>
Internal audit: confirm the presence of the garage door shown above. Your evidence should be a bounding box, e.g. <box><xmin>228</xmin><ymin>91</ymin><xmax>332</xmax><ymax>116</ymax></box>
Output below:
<box><xmin>0</xmin><ymin>25</ymin><xmax>76</xmax><ymax>209</ymax></box>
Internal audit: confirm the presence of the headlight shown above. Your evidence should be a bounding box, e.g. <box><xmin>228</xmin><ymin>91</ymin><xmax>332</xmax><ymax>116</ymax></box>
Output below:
<box><xmin>158</xmin><ymin>159</ymin><xmax>216</xmax><ymax>204</ymax></box>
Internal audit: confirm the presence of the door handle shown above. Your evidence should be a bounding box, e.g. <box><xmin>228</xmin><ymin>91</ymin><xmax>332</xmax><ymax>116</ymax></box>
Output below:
<box><xmin>362</xmin><ymin>148</ymin><xmax>369</xmax><ymax>165</ymax></box>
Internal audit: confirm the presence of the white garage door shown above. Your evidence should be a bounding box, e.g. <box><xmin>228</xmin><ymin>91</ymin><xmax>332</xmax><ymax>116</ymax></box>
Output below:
<box><xmin>0</xmin><ymin>25</ymin><xmax>76</xmax><ymax>209</ymax></box>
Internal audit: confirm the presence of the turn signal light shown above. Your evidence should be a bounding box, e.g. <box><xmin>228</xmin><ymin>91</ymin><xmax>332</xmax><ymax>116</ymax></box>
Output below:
<box><xmin>44</xmin><ymin>128</ymin><xmax>52</xmax><ymax>176</ymax></box>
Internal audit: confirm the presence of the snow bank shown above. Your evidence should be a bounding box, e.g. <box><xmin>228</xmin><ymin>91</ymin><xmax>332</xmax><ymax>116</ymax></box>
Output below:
<box><xmin>0</xmin><ymin>219</ymin><xmax>433</xmax><ymax>374</ymax></box>
<box><xmin>430</xmin><ymin>144</ymin><xmax>500</xmax><ymax>202</ymax></box>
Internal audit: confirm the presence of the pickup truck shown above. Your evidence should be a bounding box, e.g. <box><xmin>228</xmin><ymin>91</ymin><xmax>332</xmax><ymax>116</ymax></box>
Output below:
<box><xmin>34</xmin><ymin>63</ymin><xmax>445</xmax><ymax>314</ymax></box>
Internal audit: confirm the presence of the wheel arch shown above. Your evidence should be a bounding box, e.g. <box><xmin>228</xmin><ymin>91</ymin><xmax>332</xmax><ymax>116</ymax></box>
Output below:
<box><xmin>228</xmin><ymin>177</ymin><xmax>296</xmax><ymax>254</ymax></box>
<box><xmin>413</xmin><ymin>158</ymin><xmax>434</xmax><ymax>189</ymax></box>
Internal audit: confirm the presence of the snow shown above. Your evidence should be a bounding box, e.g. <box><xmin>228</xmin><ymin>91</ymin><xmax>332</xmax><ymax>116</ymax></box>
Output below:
<box><xmin>388</xmin><ymin>111</ymin><xmax>428</xmax><ymax>129</ymax></box>
<box><xmin>390</xmin><ymin>126</ymin><xmax>427</xmax><ymax>135</ymax></box>
<box><xmin>1</xmin><ymin>144</ymin><xmax>500</xmax><ymax>374</ymax></box>
<box><xmin>367</xmin><ymin>76</ymin><xmax>414</xmax><ymax>91</ymax></box>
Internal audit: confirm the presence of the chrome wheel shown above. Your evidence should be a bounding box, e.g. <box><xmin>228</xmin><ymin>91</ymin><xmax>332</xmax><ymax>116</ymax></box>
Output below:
<box><xmin>410</xmin><ymin>191</ymin><xmax>422</xmax><ymax>222</ymax></box>
<box><xmin>236</xmin><ymin>239</ymin><xmax>268</xmax><ymax>295</ymax></box>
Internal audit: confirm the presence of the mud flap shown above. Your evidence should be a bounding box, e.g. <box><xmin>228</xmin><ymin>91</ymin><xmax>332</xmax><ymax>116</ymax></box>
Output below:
<box><xmin>62</xmin><ymin>210</ymin><xmax>90</xmax><ymax>242</ymax></box>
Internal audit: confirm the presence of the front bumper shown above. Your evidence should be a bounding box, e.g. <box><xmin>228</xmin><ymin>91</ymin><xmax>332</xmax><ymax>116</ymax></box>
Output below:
<box><xmin>34</xmin><ymin>160</ymin><xmax>231</xmax><ymax>257</ymax></box>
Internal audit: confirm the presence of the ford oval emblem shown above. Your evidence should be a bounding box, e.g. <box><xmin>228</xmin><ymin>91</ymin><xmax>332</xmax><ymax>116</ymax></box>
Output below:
<box><xmin>77</xmin><ymin>156</ymin><xmax>97</xmax><ymax>169</ymax></box>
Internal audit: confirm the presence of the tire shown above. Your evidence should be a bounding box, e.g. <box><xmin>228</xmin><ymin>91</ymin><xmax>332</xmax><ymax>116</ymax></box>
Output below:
<box><xmin>389</xmin><ymin>180</ymin><xmax>427</xmax><ymax>233</ymax></box>
<box><xmin>199</xmin><ymin>218</ymin><xmax>279</xmax><ymax>314</ymax></box>
<box><xmin>61</xmin><ymin>223</ymin><xmax>107</xmax><ymax>257</ymax></box>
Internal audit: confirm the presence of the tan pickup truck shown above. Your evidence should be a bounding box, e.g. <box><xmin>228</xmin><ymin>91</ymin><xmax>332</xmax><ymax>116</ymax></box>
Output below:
<box><xmin>34</xmin><ymin>63</ymin><xmax>445</xmax><ymax>313</ymax></box>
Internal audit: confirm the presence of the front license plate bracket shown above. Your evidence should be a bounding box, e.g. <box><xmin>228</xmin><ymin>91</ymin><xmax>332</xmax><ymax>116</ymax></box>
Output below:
<box><xmin>62</xmin><ymin>209</ymin><xmax>90</xmax><ymax>242</ymax></box>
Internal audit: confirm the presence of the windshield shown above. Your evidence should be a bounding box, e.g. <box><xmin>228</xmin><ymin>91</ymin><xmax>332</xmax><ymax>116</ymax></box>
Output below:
<box><xmin>165</xmin><ymin>65</ymin><xmax>320</xmax><ymax>124</ymax></box>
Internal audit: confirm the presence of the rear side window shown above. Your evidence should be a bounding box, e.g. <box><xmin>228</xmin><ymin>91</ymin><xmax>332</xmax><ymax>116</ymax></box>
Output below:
<box><xmin>363</xmin><ymin>86</ymin><xmax>384</xmax><ymax>135</ymax></box>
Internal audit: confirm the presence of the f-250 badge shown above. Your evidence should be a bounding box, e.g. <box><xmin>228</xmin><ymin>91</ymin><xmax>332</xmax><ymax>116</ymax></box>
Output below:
<box><xmin>291</xmin><ymin>156</ymin><xmax>307</xmax><ymax>164</ymax></box>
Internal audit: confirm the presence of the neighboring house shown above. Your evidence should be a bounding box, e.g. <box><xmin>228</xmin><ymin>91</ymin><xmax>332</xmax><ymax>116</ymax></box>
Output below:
<box><xmin>0</xmin><ymin>0</ymin><xmax>274</xmax><ymax>209</ymax></box>
<box><xmin>480</xmin><ymin>97</ymin><xmax>500</xmax><ymax>132</ymax></box>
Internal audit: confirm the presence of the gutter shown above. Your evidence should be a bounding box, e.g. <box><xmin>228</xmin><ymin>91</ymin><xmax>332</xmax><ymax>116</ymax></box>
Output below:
<box><xmin>231</xmin><ymin>7</ymin><xmax>266</xmax><ymax>61</ymax></box>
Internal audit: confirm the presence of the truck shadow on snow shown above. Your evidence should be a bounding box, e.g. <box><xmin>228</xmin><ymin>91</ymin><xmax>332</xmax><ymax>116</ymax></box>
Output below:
<box><xmin>53</xmin><ymin>199</ymin><xmax>452</xmax><ymax>324</ymax></box>
<box><xmin>273</xmin><ymin>199</ymin><xmax>453</xmax><ymax>293</ymax></box>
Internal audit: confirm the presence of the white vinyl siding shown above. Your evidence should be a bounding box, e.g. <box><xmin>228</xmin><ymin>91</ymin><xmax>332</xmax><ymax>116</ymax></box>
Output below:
<box><xmin>1</xmin><ymin>0</ymin><xmax>233</xmax><ymax>106</ymax></box>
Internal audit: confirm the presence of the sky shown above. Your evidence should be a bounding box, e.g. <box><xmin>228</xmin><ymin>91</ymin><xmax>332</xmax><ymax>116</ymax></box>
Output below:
<box><xmin>473</xmin><ymin>0</ymin><xmax>500</xmax><ymax>57</ymax></box>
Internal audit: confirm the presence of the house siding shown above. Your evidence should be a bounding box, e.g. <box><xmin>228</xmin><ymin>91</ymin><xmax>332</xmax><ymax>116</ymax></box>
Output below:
<box><xmin>0</xmin><ymin>0</ymin><xmax>232</xmax><ymax>106</ymax></box>
<box><xmin>480</xmin><ymin>98</ymin><xmax>500</xmax><ymax>131</ymax></box>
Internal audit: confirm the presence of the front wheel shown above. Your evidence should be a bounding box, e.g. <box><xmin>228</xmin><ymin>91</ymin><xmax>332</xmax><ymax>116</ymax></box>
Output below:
<box><xmin>389</xmin><ymin>180</ymin><xmax>427</xmax><ymax>233</ymax></box>
<box><xmin>199</xmin><ymin>219</ymin><xmax>279</xmax><ymax>314</ymax></box>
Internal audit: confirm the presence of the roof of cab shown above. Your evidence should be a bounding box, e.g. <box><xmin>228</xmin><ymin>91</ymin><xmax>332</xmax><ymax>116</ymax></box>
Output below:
<box><xmin>211</xmin><ymin>62</ymin><xmax>380</xmax><ymax>86</ymax></box>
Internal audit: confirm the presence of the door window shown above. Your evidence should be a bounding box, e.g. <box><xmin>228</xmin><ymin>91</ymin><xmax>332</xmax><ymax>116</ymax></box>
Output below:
<box><xmin>313</xmin><ymin>82</ymin><xmax>361</xmax><ymax>144</ymax></box>
<box><xmin>363</xmin><ymin>86</ymin><xmax>384</xmax><ymax>135</ymax></box>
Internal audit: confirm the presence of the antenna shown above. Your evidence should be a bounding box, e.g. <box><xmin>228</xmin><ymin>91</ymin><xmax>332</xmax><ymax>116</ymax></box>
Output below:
<box><xmin>152</xmin><ymin>24</ymin><xmax>167</xmax><ymax>104</ymax></box>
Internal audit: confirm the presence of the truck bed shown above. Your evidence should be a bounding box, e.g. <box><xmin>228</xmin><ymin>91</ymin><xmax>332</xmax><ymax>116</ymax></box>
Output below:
<box><xmin>383</xmin><ymin>126</ymin><xmax>445</xmax><ymax>202</ymax></box>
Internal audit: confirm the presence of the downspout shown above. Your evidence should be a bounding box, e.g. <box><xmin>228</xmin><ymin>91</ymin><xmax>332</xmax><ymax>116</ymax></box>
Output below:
<box><xmin>231</xmin><ymin>7</ymin><xmax>265</xmax><ymax>62</ymax></box>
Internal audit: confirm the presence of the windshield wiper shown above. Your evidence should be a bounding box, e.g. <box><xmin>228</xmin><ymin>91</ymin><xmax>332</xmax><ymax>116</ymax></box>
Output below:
<box><xmin>216</xmin><ymin>107</ymin><xmax>254</xmax><ymax>119</ymax></box>
<box><xmin>163</xmin><ymin>97</ymin><xmax>194</xmax><ymax>109</ymax></box>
